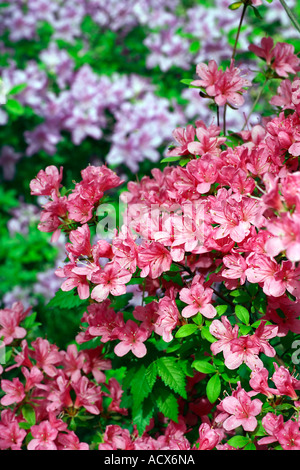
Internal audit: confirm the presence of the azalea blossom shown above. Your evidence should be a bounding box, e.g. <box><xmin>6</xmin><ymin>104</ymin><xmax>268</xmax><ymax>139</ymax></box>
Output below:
<box><xmin>91</xmin><ymin>261</ymin><xmax>132</xmax><ymax>302</ymax></box>
<box><xmin>179</xmin><ymin>275</ymin><xmax>217</xmax><ymax>319</ymax></box>
<box><xmin>220</xmin><ymin>388</ymin><xmax>262</xmax><ymax>432</ymax></box>
<box><xmin>114</xmin><ymin>320</ymin><xmax>149</xmax><ymax>358</ymax></box>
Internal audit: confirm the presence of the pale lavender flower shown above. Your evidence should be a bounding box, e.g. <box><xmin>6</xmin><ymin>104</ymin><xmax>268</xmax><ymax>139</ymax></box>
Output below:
<box><xmin>24</xmin><ymin>124</ymin><xmax>62</xmax><ymax>156</ymax></box>
<box><xmin>0</xmin><ymin>146</ymin><xmax>22</xmax><ymax>181</ymax></box>
<box><xmin>40</xmin><ymin>43</ymin><xmax>75</xmax><ymax>89</ymax></box>
<box><xmin>7</xmin><ymin>202</ymin><xmax>40</xmax><ymax>237</ymax></box>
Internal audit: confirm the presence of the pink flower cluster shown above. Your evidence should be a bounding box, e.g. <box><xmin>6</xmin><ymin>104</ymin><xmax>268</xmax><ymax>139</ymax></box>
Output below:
<box><xmin>209</xmin><ymin>317</ymin><xmax>278</xmax><ymax>371</ymax></box>
<box><xmin>191</xmin><ymin>60</ymin><xmax>252</xmax><ymax>108</ymax></box>
<box><xmin>215</xmin><ymin>372</ymin><xmax>300</xmax><ymax>449</ymax></box>
<box><xmin>19</xmin><ymin>32</ymin><xmax>300</xmax><ymax>451</ymax></box>
<box><xmin>0</xmin><ymin>310</ymin><xmax>131</xmax><ymax>450</ymax></box>
<box><xmin>30</xmin><ymin>164</ymin><xmax>121</xmax><ymax>242</ymax></box>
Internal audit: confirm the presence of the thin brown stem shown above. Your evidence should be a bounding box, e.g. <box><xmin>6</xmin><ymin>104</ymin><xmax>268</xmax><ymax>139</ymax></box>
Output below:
<box><xmin>223</xmin><ymin>2</ymin><xmax>249</xmax><ymax>136</ymax></box>
<box><xmin>231</xmin><ymin>2</ymin><xmax>248</xmax><ymax>61</ymax></box>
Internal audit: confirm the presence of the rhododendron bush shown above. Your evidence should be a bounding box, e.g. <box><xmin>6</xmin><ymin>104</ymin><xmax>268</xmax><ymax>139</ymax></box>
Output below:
<box><xmin>2</xmin><ymin>0</ymin><xmax>300</xmax><ymax>453</ymax></box>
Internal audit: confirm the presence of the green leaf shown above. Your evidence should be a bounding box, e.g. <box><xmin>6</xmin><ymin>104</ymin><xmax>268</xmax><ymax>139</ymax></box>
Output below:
<box><xmin>132</xmin><ymin>397</ymin><xmax>155</xmax><ymax>436</ymax></box>
<box><xmin>19</xmin><ymin>422</ymin><xmax>32</xmax><ymax>430</ymax></box>
<box><xmin>238</xmin><ymin>324</ymin><xmax>252</xmax><ymax>335</ymax></box>
<box><xmin>189</xmin><ymin>41</ymin><xmax>200</xmax><ymax>54</ymax></box>
<box><xmin>244</xmin><ymin>442</ymin><xmax>256</xmax><ymax>450</ymax></box>
<box><xmin>192</xmin><ymin>313</ymin><xmax>203</xmax><ymax>326</ymax></box>
<box><xmin>5</xmin><ymin>99</ymin><xmax>25</xmax><ymax>116</ymax></box>
<box><xmin>153</xmin><ymin>383</ymin><xmax>179</xmax><ymax>422</ymax></box>
<box><xmin>180</xmin><ymin>79</ymin><xmax>194</xmax><ymax>85</ymax></box>
<box><xmin>227</xmin><ymin>435</ymin><xmax>250</xmax><ymax>448</ymax></box>
<box><xmin>216</xmin><ymin>305</ymin><xmax>228</xmax><ymax>315</ymax></box>
<box><xmin>130</xmin><ymin>365</ymin><xmax>152</xmax><ymax>407</ymax></box>
<box><xmin>230</xmin><ymin>290</ymin><xmax>251</xmax><ymax>303</ymax></box>
<box><xmin>156</xmin><ymin>357</ymin><xmax>187</xmax><ymax>398</ymax></box>
<box><xmin>251</xmin><ymin>6</ymin><xmax>263</xmax><ymax>19</ymax></box>
<box><xmin>228</xmin><ymin>1</ymin><xmax>243</xmax><ymax>9</ymax></box>
<box><xmin>235</xmin><ymin>305</ymin><xmax>250</xmax><ymax>325</ymax></box>
<box><xmin>179</xmin><ymin>157</ymin><xmax>191</xmax><ymax>167</ymax></box>
<box><xmin>161</xmin><ymin>156</ymin><xmax>181</xmax><ymax>163</ymax></box>
<box><xmin>23</xmin><ymin>312</ymin><xmax>41</xmax><ymax>330</ymax></box>
<box><xmin>22</xmin><ymin>405</ymin><xmax>36</xmax><ymax>426</ymax></box>
<box><xmin>206</xmin><ymin>374</ymin><xmax>221</xmax><ymax>403</ymax></box>
<box><xmin>145</xmin><ymin>361</ymin><xmax>157</xmax><ymax>391</ymax></box>
<box><xmin>192</xmin><ymin>360</ymin><xmax>216</xmax><ymax>374</ymax></box>
<box><xmin>8</xmin><ymin>83</ymin><xmax>27</xmax><ymax>96</ymax></box>
<box><xmin>47</xmin><ymin>288</ymin><xmax>88</xmax><ymax>309</ymax></box>
<box><xmin>279</xmin><ymin>0</ymin><xmax>300</xmax><ymax>34</ymax></box>
<box><xmin>175</xmin><ymin>324</ymin><xmax>198</xmax><ymax>338</ymax></box>
<box><xmin>201</xmin><ymin>326</ymin><xmax>217</xmax><ymax>343</ymax></box>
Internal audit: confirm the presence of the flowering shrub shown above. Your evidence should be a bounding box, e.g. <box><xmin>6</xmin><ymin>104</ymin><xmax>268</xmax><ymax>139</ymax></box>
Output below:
<box><xmin>1</xmin><ymin>0</ymin><xmax>300</xmax><ymax>452</ymax></box>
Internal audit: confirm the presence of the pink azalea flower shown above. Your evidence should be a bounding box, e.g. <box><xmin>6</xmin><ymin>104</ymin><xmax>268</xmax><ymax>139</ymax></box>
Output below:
<box><xmin>249</xmin><ymin>368</ymin><xmax>278</xmax><ymax>399</ymax></box>
<box><xmin>154</xmin><ymin>290</ymin><xmax>180</xmax><ymax>342</ymax></box>
<box><xmin>264</xmin><ymin>296</ymin><xmax>300</xmax><ymax>336</ymax></box>
<box><xmin>100</xmin><ymin>425</ymin><xmax>134</xmax><ymax>450</ymax></box>
<box><xmin>0</xmin><ymin>302</ymin><xmax>28</xmax><ymax>345</ymax></box>
<box><xmin>137</xmin><ymin>241</ymin><xmax>172</xmax><ymax>279</ymax></box>
<box><xmin>270</xmin><ymin>79</ymin><xmax>293</xmax><ymax>109</ymax></box>
<box><xmin>112</xmin><ymin>226</ymin><xmax>138</xmax><ymax>274</ymax></box>
<box><xmin>27</xmin><ymin>421</ymin><xmax>58</xmax><ymax>450</ymax></box>
<box><xmin>22</xmin><ymin>366</ymin><xmax>44</xmax><ymax>392</ymax></box>
<box><xmin>186</xmin><ymin>154</ymin><xmax>220</xmax><ymax>194</ymax></box>
<box><xmin>213</xmin><ymin>62</ymin><xmax>251</xmax><ymax>108</ymax></box>
<box><xmin>265</xmin><ymin>212</ymin><xmax>300</xmax><ymax>262</ymax></box>
<box><xmin>31</xmin><ymin>338</ymin><xmax>62</xmax><ymax>377</ymax></box>
<box><xmin>30</xmin><ymin>165</ymin><xmax>63</xmax><ymax>196</ymax></box>
<box><xmin>79</xmin><ymin>301</ymin><xmax>124</xmax><ymax>344</ymax></box>
<box><xmin>91</xmin><ymin>262</ymin><xmax>132</xmax><ymax>302</ymax></box>
<box><xmin>61</xmin><ymin>344</ymin><xmax>85</xmax><ymax>383</ymax></box>
<box><xmin>133</xmin><ymin>301</ymin><xmax>159</xmax><ymax>335</ymax></box>
<box><xmin>73</xmin><ymin>376</ymin><xmax>102</xmax><ymax>415</ymax></box>
<box><xmin>114</xmin><ymin>319</ymin><xmax>149</xmax><ymax>358</ymax></box>
<box><xmin>209</xmin><ymin>316</ymin><xmax>239</xmax><ymax>357</ymax></box>
<box><xmin>245</xmin><ymin>253</ymin><xmax>284</xmax><ymax>297</ymax></box>
<box><xmin>187</xmin><ymin>128</ymin><xmax>226</xmax><ymax>157</ymax></box>
<box><xmin>258</xmin><ymin>413</ymin><xmax>284</xmax><ymax>446</ymax></box>
<box><xmin>0</xmin><ymin>378</ymin><xmax>25</xmax><ymax>406</ymax></box>
<box><xmin>59</xmin><ymin>269</ymin><xmax>90</xmax><ymax>300</ymax></box>
<box><xmin>252</xmin><ymin>321</ymin><xmax>278</xmax><ymax>357</ymax></box>
<box><xmin>167</xmin><ymin>124</ymin><xmax>196</xmax><ymax>156</ymax></box>
<box><xmin>221</xmin><ymin>388</ymin><xmax>262</xmax><ymax>432</ymax></box>
<box><xmin>277</xmin><ymin>420</ymin><xmax>300</xmax><ymax>450</ymax></box>
<box><xmin>0</xmin><ymin>417</ymin><xmax>27</xmax><ymax>450</ymax></box>
<box><xmin>272</xmin><ymin>363</ymin><xmax>300</xmax><ymax>400</ymax></box>
<box><xmin>38</xmin><ymin>191</ymin><xmax>68</xmax><ymax>242</ymax></box>
<box><xmin>66</xmin><ymin>192</ymin><xmax>94</xmax><ymax>224</ymax></box>
<box><xmin>179</xmin><ymin>275</ymin><xmax>217</xmax><ymax>319</ymax></box>
<box><xmin>222</xmin><ymin>253</ymin><xmax>248</xmax><ymax>286</ymax></box>
<box><xmin>249</xmin><ymin>37</ymin><xmax>300</xmax><ymax>78</ymax></box>
<box><xmin>106</xmin><ymin>378</ymin><xmax>128</xmax><ymax>416</ymax></box>
<box><xmin>82</xmin><ymin>346</ymin><xmax>112</xmax><ymax>383</ymax></box>
<box><xmin>65</xmin><ymin>224</ymin><xmax>91</xmax><ymax>258</ymax></box>
<box><xmin>191</xmin><ymin>60</ymin><xmax>223</xmax><ymax>96</ymax></box>
<box><xmin>224</xmin><ymin>335</ymin><xmax>264</xmax><ymax>371</ymax></box>
<box><xmin>211</xmin><ymin>195</ymin><xmax>264</xmax><ymax>243</ymax></box>
<box><xmin>46</xmin><ymin>373</ymin><xmax>73</xmax><ymax>413</ymax></box>
<box><xmin>196</xmin><ymin>423</ymin><xmax>220</xmax><ymax>450</ymax></box>
<box><xmin>57</xmin><ymin>431</ymin><xmax>89</xmax><ymax>450</ymax></box>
